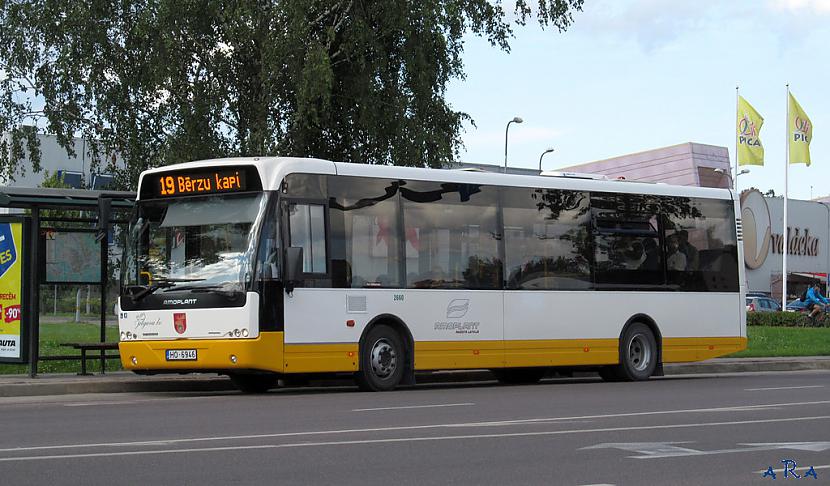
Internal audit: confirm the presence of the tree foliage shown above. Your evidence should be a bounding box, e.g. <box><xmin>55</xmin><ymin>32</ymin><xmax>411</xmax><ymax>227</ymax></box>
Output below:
<box><xmin>0</xmin><ymin>0</ymin><xmax>584</xmax><ymax>187</ymax></box>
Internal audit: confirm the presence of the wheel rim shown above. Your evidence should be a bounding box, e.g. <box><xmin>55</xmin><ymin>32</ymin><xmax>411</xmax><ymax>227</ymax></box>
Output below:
<box><xmin>628</xmin><ymin>333</ymin><xmax>652</xmax><ymax>372</ymax></box>
<box><xmin>370</xmin><ymin>338</ymin><xmax>397</xmax><ymax>379</ymax></box>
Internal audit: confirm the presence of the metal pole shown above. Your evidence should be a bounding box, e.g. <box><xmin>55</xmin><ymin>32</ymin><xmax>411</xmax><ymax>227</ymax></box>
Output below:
<box><xmin>28</xmin><ymin>208</ymin><xmax>40</xmax><ymax>378</ymax></box>
<box><xmin>734</xmin><ymin>86</ymin><xmax>739</xmax><ymax>192</ymax></box>
<box><xmin>503</xmin><ymin>117</ymin><xmax>523</xmax><ymax>173</ymax></box>
<box><xmin>100</xmin><ymin>203</ymin><xmax>108</xmax><ymax>372</ymax></box>
<box><xmin>539</xmin><ymin>148</ymin><xmax>555</xmax><ymax>173</ymax></box>
<box><xmin>504</xmin><ymin>121</ymin><xmax>514</xmax><ymax>174</ymax></box>
<box><xmin>783</xmin><ymin>84</ymin><xmax>789</xmax><ymax>305</ymax></box>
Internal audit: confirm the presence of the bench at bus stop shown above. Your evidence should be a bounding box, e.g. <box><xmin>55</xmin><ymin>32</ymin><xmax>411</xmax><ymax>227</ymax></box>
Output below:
<box><xmin>42</xmin><ymin>342</ymin><xmax>121</xmax><ymax>375</ymax></box>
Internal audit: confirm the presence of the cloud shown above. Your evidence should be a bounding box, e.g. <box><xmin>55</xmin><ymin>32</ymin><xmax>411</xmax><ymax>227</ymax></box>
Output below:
<box><xmin>574</xmin><ymin>0</ymin><xmax>724</xmax><ymax>52</ymax></box>
<box><xmin>769</xmin><ymin>0</ymin><xmax>830</xmax><ymax>13</ymax></box>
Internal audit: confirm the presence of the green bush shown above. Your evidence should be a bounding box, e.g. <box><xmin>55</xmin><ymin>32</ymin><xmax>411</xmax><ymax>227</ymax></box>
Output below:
<box><xmin>746</xmin><ymin>311</ymin><xmax>806</xmax><ymax>327</ymax></box>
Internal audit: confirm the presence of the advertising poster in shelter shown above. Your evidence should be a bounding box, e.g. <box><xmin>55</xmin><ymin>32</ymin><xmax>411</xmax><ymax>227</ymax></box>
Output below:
<box><xmin>0</xmin><ymin>221</ymin><xmax>24</xmax><ymax>361</ymax></box>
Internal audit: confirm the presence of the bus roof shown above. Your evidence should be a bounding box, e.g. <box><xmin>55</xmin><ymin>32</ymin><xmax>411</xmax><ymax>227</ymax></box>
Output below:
<box><xmin>137</xmin><ymin>156</ymin><xmax>734</xmax><ymax>201</ymax></box>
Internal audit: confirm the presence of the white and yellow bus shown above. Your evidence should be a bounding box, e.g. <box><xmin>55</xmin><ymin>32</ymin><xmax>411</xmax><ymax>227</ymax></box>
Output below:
<box><xmin>118</xmin><ymin>157</ymin><xmax>746</xmax><ymax>392</ymax></box>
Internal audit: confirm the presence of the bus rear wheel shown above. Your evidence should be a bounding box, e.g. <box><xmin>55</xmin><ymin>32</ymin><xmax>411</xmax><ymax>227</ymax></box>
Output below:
<box><xmin>356</xmin><ymin>325</ymin><xmax>405</xmax><ymax>392</ymax></box>
<box><xmin>229</xmin><ymin>373</ymin><xmax>278</xmax><ymax>393</ymax></box>
<box><xmin>601</xmin><ymin>323</ymin><xmax>658</xmax><ymax>382</ymax></box>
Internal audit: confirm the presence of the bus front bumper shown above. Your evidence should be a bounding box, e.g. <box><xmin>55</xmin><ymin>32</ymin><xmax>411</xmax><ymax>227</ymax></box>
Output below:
<box><xmin>119</xmin><ymin>332</ymin><xmax>285</xmax><ymax>373</ymax></box>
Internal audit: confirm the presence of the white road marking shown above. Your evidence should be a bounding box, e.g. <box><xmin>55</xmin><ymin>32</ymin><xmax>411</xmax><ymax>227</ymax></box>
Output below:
<box><xmin>0</xmin><ymin>415</ymin><xmax>828</xmax><ymax>462</ymax></box>
<box><xmin>62</xmin><ymin>397</ymin><xmax>207</xmax><ymax>407</ymax></box>
<box><xmin>745</xmin><ymin>385</ymin><xmax>824</xmax><ymax>392</ymax></box>
<box><xmin>2</xmin><ymin>399</ymin><xmax>829</xmax><ymax>454</ymax></box>
<box><xmin>584</xmin><ymin>441</ymin><xmax>830</xmax><ymax>459</ymax></box>
<box><xmin>352</xmin><ymin>403</ymin><xmax>474</xmax><ymax>412</ymax></box>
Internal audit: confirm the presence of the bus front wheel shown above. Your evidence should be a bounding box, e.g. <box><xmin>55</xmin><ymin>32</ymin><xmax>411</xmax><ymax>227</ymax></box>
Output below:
<box><xmin>600</xmin><ymin>323</ymin><xmax>658</xmax><ymax>382</ymax></box>
<box><xmin>356</xmin><ymin>325</ymin><xmax>405</xmax><ymax>392</ymax></box>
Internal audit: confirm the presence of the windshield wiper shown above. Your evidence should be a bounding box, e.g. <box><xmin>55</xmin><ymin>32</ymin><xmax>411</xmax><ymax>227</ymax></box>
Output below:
<box><xmin>128</xmin><ymin>277</ymin><xmax>205</xmax><ymax>302</ymax></box>
<box><xmin>164</xmin><ymin>284</ymin><xmax>223</xmax><ymax>292</ymax></box>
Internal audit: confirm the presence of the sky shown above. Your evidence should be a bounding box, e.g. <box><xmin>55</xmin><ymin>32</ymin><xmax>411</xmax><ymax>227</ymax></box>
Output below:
<box><xmin>446</xmin><ymin>0</ymin><xmax>830</xmax><ymax>200</ymax></box>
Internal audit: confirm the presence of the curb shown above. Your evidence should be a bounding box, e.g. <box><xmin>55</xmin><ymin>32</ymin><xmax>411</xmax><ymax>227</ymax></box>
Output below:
<box><xmin>1</xmin><ymin>358</ymin><xmax>829</xmax><ymax>397</ymax></box>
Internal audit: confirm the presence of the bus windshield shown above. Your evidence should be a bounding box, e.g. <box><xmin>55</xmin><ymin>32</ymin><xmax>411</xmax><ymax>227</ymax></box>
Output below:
<box><xmin>123</xmin><ymin>193</ymin><xmax>268</xmax><ymax>292</ymax></box>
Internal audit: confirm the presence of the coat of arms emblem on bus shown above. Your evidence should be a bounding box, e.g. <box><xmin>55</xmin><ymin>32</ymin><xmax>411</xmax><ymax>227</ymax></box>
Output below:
<box><xmin>446</xmin><ymin>299</ymin><xmax>470</xmax><ymax>319</ymax></box>
<box><xmin>173</xmin><ymin>313</ymin><xmax>187</xmax><ymax>334</ymax></box>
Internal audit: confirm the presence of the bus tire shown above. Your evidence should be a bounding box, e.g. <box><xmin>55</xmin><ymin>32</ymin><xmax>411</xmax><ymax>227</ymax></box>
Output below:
<box><xmin>492</xmin><ymin>367</ymin><xmax>545</xmax><ymax>385</ymax></box>
<box><xmin>617</xmin><ymin>323</ymin><xmax>658</xmax><ymax>381</ymax></box>
<box><xmin>229</xmin><ymin>374</ymin><xmax>278</xmax><ymax>393</ymax></box>
<box><xmin>356</xmin><ymin>325</ymin><xmax>405</xmax><ymax>392</ymax></box>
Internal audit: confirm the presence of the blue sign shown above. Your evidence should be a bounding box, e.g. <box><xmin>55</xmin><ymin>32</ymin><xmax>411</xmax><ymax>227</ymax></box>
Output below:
<box><xmin>0</xmin><ymin>223</ymin><xmax>18</xmax><ymax>279</ymax></box>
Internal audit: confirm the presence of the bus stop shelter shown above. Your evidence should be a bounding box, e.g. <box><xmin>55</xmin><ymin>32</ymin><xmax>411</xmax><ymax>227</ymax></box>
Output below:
<box><xmin>0</xmin><ymin>187</ymin><xmax>134</xmax><ymax>376</ymax></box>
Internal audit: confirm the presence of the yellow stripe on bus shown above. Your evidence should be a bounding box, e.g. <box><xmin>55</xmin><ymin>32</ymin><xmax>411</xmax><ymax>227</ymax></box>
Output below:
<box><xmin>120</xmin><ymin>334</ymin><xmax>747</xmax><ymax>375</ymax></box>
<box><xmin>283</xmin><ymin>343</ymin><xmax>359</xmax><ymax>373</ymax></box>
<box><xmin>662</xmin><ymin>336</ymin><xmax>747</xmax><ymax>363</ymax></box>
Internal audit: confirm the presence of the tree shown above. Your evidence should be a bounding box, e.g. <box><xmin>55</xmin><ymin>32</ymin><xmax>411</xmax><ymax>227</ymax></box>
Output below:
<box><xmin>0</xmin><ymin>0</ymin><xmax>584</xmax><ymax>187</ymax></box>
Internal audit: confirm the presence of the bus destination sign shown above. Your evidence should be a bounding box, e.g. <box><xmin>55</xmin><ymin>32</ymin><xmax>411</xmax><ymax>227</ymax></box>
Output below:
<box><xmin>154</xmin><ymin>170</ymin><xmax>248</xmax><ymax>197</ymax></box>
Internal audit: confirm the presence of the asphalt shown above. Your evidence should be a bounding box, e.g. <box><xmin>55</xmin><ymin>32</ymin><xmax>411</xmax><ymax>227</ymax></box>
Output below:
<box><xmin>1</xmin><ymin>356</ymin><xmax>829</xmax><ymax>397</ymax></box>
<box><xmin>1</xmin><ymin>370</ymin><xmax>829</xmax><ymax>485</ymax></box>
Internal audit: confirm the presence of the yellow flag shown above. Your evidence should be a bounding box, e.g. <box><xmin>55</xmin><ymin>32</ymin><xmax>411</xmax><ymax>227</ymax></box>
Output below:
<box><xmin>737</xmin><ymin>96</ymin><xmax>764</xmax><ymax>166</ymax></box>
<box><xmin>788</xmin><ymin>92</ymin><xmax>813</xmax><ymax>166</ymax></box>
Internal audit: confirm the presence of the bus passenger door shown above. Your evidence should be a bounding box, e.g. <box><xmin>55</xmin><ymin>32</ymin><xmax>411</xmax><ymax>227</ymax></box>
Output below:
<box><xmin>281</xmin><ymin>199</ymin><xmax>358</xmax><ymax>373</ymax></box>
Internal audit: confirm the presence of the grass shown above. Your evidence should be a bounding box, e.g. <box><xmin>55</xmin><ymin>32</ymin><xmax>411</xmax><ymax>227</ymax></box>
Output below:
<box><xmin>729</xmin><ymin>326</ymin><xmax>830</xmax><ymax>358</ymax></box>
<box><xmin>0</xmin><ymin>322</ymin><xmax>122</xmax><ymax>375</ymax></box>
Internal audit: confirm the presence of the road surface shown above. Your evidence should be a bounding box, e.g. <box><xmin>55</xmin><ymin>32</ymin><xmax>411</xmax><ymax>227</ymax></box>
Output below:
<box><xmin>0</xmin><ymin>370</ymin><xmax>828</xmax><ymax>485</ymax></box>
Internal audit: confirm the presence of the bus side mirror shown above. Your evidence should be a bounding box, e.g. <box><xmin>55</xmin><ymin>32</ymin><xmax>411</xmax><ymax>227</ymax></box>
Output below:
<box><xmin>284</xmin><ymin>247</ymin><xmax>303</xmax><ymax>295</ymax></box>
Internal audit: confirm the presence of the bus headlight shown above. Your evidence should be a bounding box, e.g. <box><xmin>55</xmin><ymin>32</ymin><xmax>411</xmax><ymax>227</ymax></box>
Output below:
<box><xmin>230</xmin><ymin>355</ymin><xmax>238</xmax><ymax>364</ymax></box>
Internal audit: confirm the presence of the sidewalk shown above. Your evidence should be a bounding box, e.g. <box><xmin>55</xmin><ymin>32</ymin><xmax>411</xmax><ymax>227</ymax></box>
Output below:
<box><xmin>1</xmin><ymin>356</ymin><xmax>829</xmax><ymax>397</ymax></box>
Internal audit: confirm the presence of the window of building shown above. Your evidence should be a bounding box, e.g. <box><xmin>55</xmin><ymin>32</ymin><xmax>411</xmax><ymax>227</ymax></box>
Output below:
<box><xmin>502</xmin><ymin>188</ymin><xmax>591</xmax><ymax>290</ymax></box>
<box><xmin>401</xmin><ymin>181</ymin><xmax>501</xmax><ymax>289</ymax></box>
<box><xmin>328</xmin><ymin>176</ymin><xmax>402</xmax><ymax>288</ymax></box>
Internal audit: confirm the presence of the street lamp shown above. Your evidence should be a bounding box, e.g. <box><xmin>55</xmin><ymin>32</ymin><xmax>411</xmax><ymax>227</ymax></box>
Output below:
<box><xmin>539</xmin><ymin>147</ymin><xmax>555</xmax><ymax>172</ymax></box>
<box><xmin>504</xmin><ymin>116</ymin><xmax>523</xmax><ymax>173</ymax></box>
<box><xmin>714</xmin><ymin>168</ymin><xmax>749</xmax><ymax>190</ymax></box>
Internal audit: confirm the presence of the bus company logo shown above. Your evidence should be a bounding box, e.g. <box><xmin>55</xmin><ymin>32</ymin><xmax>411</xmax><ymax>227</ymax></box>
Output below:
<box><xmin>173</xmin><ymin>313</ymin><xmax>187</xmax><ymax>334</ymax></box>
<box><xmin>0</xmin><ymin>338</ymin><xmax>16</xmax><ymax>348</ymax></box>
<box><xmin>162</xmin><ymin>298</ymin><xmax>198</xmax><ymax>306</ymax></box>
<box><xmin>446</xmin><ymin>299</ymin><xmax>470</xmax><ymax>319</ymax></box>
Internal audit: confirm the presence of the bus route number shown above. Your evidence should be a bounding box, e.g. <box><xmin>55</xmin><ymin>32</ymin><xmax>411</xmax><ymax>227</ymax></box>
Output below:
<box><xmin>393</xmin><ymin>294</ymin><xmax>404</xmax><ymax>302</ymax></box>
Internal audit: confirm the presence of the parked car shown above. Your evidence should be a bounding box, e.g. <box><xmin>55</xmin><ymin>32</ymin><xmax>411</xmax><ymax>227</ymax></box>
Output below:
<box><xmin>786</xmin><ymin>299</ymin><xmax>809</xmax><ymax>312</ymax></box>
<box><xmin>746</xmin><ymin>296</ymin><xmax>781</xmax><ymax>312</ymax></box>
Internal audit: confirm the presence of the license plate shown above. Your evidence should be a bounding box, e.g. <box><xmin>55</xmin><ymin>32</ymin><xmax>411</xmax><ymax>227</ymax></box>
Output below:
<box><xmin>166</xmin><ymin>349</ymin><xmax>197</xmax><ymax>361</ymax></box>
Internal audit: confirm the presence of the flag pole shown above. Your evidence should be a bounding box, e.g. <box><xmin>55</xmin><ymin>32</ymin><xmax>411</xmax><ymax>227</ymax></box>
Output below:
<box><xmin>735</xmin><ymin>86</ymin><xmax>739</xmax><ymax>191</ymax></box>
<box><xmin>783</xmin><ymin>84</ymin><xmax>789</xmax><ymax>305</ymax></box>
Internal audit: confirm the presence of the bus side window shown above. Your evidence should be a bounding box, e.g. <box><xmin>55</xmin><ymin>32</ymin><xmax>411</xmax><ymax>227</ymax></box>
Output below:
<box><xmin>288</xmin><ymin>203</ymin><xmax>327</xmax><ymax>274</ymax></box>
